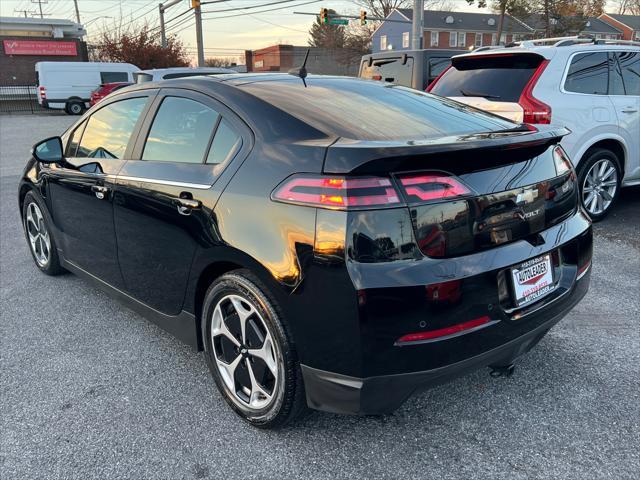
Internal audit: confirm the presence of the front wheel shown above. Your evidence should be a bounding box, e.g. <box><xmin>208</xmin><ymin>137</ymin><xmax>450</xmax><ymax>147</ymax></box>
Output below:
<box><xmin>577</xmin><ymin>148</ymin><xmax>622</xmax><ymax>222</ymax></box>
<box><xmin>22</xmin><ymin>192</ymin><xmax>65</xmax><ymax>275</ymax></box>
<box><xmin>202</xmin><ymin>270</ymin><xmax>307</xmax><ymax>428</ymax></box>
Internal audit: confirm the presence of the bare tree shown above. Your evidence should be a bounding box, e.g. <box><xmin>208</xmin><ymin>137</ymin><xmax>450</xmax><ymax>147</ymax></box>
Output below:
<box><xmin>613</xmin><ymin>0</ymin><xmax>640</xmax><ymax>14</ymax></box>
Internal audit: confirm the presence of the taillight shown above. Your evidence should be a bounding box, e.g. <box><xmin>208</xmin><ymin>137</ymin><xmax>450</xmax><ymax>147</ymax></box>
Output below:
<box><xmin>272</xmin><ymin>175</ymin><xmax>401</xmax><ymax>210</ymax></box>
<box><xmin>38</xmin><ymin>86</ymin><xmax>46</xmax><ymax>99</ymax></box>
<box><xmin>371</xmin><ymin>74</ymin><xmax>382</xmax><ymax>81</ymax></box>
<box><xmin>426</xmin><ymin>65</ymin><xmax>451</xmax><ymax>92</ymax></box>
<box><xmin>519</xmin><ymin>59</ymin><xmax>551</xmax><ymax>124</ymax></box>
<box><xmin>397</xmin><ymin>172</ymin><xmax>471</xmax><ymax>203</ymax></box>
<box><xmin>552</xmin><ymin>145</ymin><xmax>573</xmax><ymax>176</ymax></box>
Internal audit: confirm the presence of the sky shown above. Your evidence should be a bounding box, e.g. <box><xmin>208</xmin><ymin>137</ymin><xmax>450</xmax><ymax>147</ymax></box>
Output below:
<box><xmin>0</xmin><ymin>0</ymin><xmax>621</xmax><ymax>63</ymax></box>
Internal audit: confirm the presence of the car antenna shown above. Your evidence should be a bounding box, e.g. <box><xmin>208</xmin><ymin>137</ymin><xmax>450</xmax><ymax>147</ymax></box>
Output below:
<box><xmin>288</xmin><ymin>49</ymin><xmax>310</xmax><ymax>87</ymax></box>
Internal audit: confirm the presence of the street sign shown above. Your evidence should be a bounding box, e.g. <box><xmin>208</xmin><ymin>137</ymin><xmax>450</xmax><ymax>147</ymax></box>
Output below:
<box><xmin>329</xmin><ymin>18</ymin><xmax>349</xmax><ymax>25</ymax></box>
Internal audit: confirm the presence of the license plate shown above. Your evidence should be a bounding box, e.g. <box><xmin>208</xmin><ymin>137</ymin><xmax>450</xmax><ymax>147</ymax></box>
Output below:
<box><xmin>511</xmin><ymin>254</ymin><xmax>555</xmax><ymax>307</ymax></box>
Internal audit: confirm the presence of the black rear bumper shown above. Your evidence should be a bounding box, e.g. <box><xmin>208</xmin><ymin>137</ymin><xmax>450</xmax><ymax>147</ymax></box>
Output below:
<box><xmin>301</xmin><ymin>270</ymin><xmax>589</xmax><ymax>415</ymax></box>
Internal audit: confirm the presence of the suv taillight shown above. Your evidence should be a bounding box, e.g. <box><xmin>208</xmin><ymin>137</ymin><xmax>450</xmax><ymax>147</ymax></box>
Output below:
<box><xmin>519</xmin><ymin>59</ymin><xmax>551</xmax><ymax>124</ymax></box>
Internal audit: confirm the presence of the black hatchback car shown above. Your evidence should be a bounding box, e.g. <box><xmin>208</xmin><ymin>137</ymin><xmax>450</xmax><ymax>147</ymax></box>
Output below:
<box><xmin>20</xmin><ymin>74</ymin><xmax>592</xmax><ymax>428</ymax></box>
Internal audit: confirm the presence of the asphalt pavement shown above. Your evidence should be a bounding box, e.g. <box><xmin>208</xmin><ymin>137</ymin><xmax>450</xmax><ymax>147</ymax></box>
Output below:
<box><xmin>1</xmin><ymin>114</ymin><xmax>639</xmax><ymax>479</ymax></box>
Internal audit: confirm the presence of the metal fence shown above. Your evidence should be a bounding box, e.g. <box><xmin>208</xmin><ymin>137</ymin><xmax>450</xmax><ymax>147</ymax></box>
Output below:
<box><xmin>0</xmin><ymin>85</ymin><xmax>45</xmax><ymax>113</ymax></box>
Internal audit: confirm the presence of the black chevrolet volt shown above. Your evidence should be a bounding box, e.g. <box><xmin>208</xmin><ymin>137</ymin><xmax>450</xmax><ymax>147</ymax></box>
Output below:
<box><xmin>19</xmin><ymin>74</ymin><xmax>592</xmax><ymax>428</ymax></box>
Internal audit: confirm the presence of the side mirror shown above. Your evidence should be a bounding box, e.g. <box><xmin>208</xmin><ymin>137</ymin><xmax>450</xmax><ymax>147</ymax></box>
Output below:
<box><xmin>32</xmin><ymin>136</ymin><xmax>63</xmax><ymax>164</ymax></box>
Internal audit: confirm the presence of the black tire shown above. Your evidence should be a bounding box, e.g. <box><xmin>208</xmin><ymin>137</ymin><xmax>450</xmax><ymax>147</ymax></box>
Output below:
<box><xmin>22</xmin><ymin>191</ymin><xmax>65</xmax><ymax>276</ymax></box>
<box><xmin>66</xmin><ymin>100</ymin><xmax>84</xmax><ymax>115</ymax></box>
<box><xmin>202</xmin><ymin>269</ymin><xmax>307</xmax><ymax>428</ymax></box>
<box><xmin>577</xmin><ymin>148</ymin><xmax>622</xmax><ymax>222</ymax></box>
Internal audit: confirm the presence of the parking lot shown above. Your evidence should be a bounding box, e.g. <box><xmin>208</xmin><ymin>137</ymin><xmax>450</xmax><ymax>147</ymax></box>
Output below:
<box><xmin>1</xmin><ymin>114</ymin><xmax>638</xmax><ymax>479</ymax></box>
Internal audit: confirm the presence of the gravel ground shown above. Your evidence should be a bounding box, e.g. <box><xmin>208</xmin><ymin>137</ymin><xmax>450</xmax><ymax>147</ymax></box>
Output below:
<box><xmin>1</xmin><ymin>114</ymin><xmax>639</xmax><ymax>479</ymax></box>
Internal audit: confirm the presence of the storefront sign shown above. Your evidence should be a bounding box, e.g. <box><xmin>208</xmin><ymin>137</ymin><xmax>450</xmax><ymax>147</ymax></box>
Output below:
<box><xmin>3</xmin><ymin>40</ymin><xmax>77</xmax><ymax>56</ymax></box>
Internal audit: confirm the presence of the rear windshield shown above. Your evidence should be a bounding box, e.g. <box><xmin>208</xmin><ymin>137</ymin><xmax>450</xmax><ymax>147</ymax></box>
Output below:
<box><xmin>430</xmin><ymin>54</ymin><xmax>544</xmax><ymax>102</ymax></box>
<box><xmin>242</xmin><ymin>78</ymin><xmax>515</xmax><ymax>141</ymax></box>
<box><xmin>359</xmin><ymin>57</ymin><xmax>415</xmax><ymax>87</ymax></box>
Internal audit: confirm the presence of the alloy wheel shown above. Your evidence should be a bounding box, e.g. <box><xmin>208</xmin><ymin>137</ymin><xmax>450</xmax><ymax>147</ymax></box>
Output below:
<box><xmin>211</xmin><ymin>294</ymin><xmax>280</xmax><ymax>410</ymax></box>
<box><xmin>582</xmin><ymin>158</ymin><xmax>618</xmax><ymax>216</ymax></box>
<box><xmin>25</xmin><ymin>202</ymin><xmax>51</xmax><ymax>267</ymax></box>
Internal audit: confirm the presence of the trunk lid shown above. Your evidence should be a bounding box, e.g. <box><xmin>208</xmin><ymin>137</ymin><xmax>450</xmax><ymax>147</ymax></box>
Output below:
<box><xmin>447</xmin><ymin>96</ymin><xmax>524</xmax><ymax>122</ymax></box>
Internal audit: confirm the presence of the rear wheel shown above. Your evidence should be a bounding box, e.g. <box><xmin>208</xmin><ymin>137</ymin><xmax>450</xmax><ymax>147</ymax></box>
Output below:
<box><xmin>202</xmin><ymin>270</ymin><xmax>307</xmax><ymax>428</ymax></box>
<box><xmin>577</xmin><ymin>148</ymin><xmax>621</xmax><ymax>222</ymax></box>
<box><xmin>66</xmin><ymin>100</ymin><xmax>84</xmax><ymax>115</ymax></box>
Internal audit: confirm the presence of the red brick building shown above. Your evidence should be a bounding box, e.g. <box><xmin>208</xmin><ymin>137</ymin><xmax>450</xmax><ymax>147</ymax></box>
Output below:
<box><xmin>599</xmin><ymin>13</ymin><xmax>640</xmax><ymax>41</ymax></box>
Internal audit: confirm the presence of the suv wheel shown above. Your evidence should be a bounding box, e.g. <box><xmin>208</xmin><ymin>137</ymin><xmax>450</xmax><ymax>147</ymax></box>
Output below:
<box><xmin>202</xmin><ymin>270</ymin><xmax>307</xmax><ymax>428</ymax></box>
<box><xmin>577</xmin><ymin>148</ymin><xmax>621</xmax><ymax>221</ymax></box>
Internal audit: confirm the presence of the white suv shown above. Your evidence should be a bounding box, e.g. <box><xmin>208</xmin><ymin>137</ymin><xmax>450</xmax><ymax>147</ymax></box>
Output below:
<box><xmin>428</xmin><ymin>38</ymin><xmax>640</xmax><ymax>220</ymax></box>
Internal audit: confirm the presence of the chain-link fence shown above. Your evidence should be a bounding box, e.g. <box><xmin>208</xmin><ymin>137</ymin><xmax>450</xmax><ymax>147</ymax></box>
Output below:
<box><xmin>0</xmin><ymin>85</ymin><xmax>44</xmax><ymax>113</ymax></box>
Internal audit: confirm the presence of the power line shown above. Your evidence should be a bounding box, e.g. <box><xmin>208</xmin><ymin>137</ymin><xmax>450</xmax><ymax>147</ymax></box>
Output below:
<box><xmin>202</xmin><ymin>0</ymin><xmax>322</xmax><ymax>20</ymax></box>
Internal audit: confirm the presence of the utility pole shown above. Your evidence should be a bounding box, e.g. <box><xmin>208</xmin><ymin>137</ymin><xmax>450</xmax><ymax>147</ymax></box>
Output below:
<box><xmin>73</xmin><ymin>0</ymin><xmax>81</xmax><ymax>24</ymax></box>
<box><xmin>159</xmin><ymin>0</ymin><xmax>182</xmax><ymax>49</ymax></box>
<box><xmin>193</xmin><ymin>0</ymin><xmax>205</xmax><ymax>67</ymax></box>
<box><xmin>411</xmin><ymin>0</ymin><xmax>424</xmax><ymax>50</ymax></box>
<box><xmin>31</xmin><ymin>0</ymin><xmax>48</xmax><ymax>19</ymax></box>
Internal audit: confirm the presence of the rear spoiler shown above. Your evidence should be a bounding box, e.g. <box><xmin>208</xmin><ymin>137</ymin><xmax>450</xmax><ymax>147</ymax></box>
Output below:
<box><xmin>324</xmin><ymin>126</ymin><xmax>570</xmax><ymax>174</ymax></box>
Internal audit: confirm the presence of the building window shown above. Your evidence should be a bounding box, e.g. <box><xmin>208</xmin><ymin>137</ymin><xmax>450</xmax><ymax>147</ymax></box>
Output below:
<box><xmin>491</xmin><ymin>33</ymin><xmax>497</xmax><ymax>46</ymax></box>
<box><xmin>500</xmin><ymin>33</ymin><xmax>506</xmax><ymax>45</ymax></box>
<box><xmin>431</xmin><ymin>31</ymin><xmax>439</xmax><ymax>47</ymax></box>
<box><xmin>380</xmin><ymin>35</ymin><xmax>387</xmax><ymax>51</ymax></box>
<box><xmin>458</xmin><ymin>32</ymin><xmax>466</xmax><ymax>47</ymax></box>
<box><xmin>449</xmin><ymin>32</ymin><xmax>457</xmax><ymax>47</ymax></box>
<box><xmin>475</xmin><ymin>33</ymin><xmax>482</xmax><ymax>47</ymax></box>
<box><xmin>402</xmin><ymin>31</ymin><xmax>409</xmax><ymax>48</ymax></box>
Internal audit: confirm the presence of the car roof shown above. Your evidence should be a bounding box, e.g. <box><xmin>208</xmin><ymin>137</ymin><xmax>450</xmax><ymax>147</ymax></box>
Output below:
<box><xmin>139</xmin><ymin>67</ymin><xmax>236</xmax><ymax>74</ymax></box>
<box><xmin>455</xmin><ymin>41</ymin><xmax>640</xmax><ymax>61</ymax></box>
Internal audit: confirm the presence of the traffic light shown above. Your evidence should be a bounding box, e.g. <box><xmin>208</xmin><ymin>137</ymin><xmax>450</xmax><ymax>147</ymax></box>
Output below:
<box><xmin>191</xmin><ymin>0</ymin><xmax>200</xmax><ymax>8</ymax></box>
<box><xmin>360</xmin><ymin>10</ymin><xmax>367</xmax><ymax>26</ymax></box>
<box><xmin>320</xmin><ymin>8</ymin><xmax>328</xmax><ymax>24</ymax></box>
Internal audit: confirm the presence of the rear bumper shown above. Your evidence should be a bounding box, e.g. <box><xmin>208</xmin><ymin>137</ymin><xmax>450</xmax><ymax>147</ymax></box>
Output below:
<box><xmin>301</xmin><ymin>264</ymin><xmax>590</xmax><ymax>415</ymax></box>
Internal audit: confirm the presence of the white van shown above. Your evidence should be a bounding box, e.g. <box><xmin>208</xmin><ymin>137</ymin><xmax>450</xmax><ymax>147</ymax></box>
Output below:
<box><xmin>35</xmin><ymin>61</ymin><xmax>140</xmax><ymax>115</ymax></box>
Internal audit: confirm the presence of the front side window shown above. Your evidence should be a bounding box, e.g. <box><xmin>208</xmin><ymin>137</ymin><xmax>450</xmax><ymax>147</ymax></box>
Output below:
<box><xmin>402</xmin><ymin>31</ymin><xmax>409</xmax><ymax>49</ymax></box>
<box><xmin>66</xmin><ymin>120</ymin><xmax>86</xmax><ymax>157</ymax></box>
<box><xmin>143</xmin><ymin>97</ymin><xmax>220</xmax><ymax>164</ymax></box>
<box><xmin>77</xmin><ymin>97</ymin><xmax>147</xmax><ymax>159</ymax></box>
<box><xmin>616</xmin><ymin>51</ymin><xmax>640</xmax><ymax>96</ymax></box>
<box><xmin>431</xmin><ymin>31</ymin><xmax>439</xmax><ymax>47</ymax></box>
<box><xmin>565</xmin><ymin>52</ymin><xmax>609</xmax><ymax>95</ymax></box>
<box><xmin>100</xmin><ymin>71</ymin><xmax>129</xmax><ymax>83</ymax></box>
<box><xmin>449</xmin><ymin>32</ymin><xmax>457</xmax><ymax>47</ymax></box>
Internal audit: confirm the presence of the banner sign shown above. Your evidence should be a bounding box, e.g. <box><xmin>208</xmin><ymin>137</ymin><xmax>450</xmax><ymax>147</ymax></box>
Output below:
<box><xmin>3</xmin><ymin>40</ymin><xmax>78</xmax><ymax>56</ymax></box>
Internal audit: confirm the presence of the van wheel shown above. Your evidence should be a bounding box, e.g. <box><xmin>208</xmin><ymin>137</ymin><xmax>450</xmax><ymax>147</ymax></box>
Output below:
<box><xmin>202</xmin><ymin>270</ymin><xmax>307</xmax><ymax>428</ymax></box>
<box><xmin>577</xmin><ymin>148</ymin><xmax>621</xmax><ymax>222</ymax></box>
<box><xmin>66</xmin><ymin>101</ymin><xmax>84</xmax><ymax>115</ymax></box>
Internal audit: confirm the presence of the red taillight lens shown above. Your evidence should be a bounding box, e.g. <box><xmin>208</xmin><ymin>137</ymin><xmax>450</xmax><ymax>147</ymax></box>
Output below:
<box><xmin>272</xmin><ymin>175</ymin><xmax>401</xmax><ymax>210</ymax></box>
<box><xmin>371</xmin><ymin>74</ymin><xmax>382</xmax><ymax>81</ymax></box>
<box><xmin>426</xmin><ymin>65</ymin><xmax>451</xmax><ymax>92</ymax></box>
<box><xmin>38</xmin><ymin>86</ymin><xmax>46</xmax><ymax>99</ymax></box>
<box><xmin>519</xmin><ymin>59</ymin><xmax>551</xmax><ymax>124</ymax></box>
<box><xmin>398</xmin><ymin>172</ymin><xmax>471</xmax><ymax>203</ymax></box>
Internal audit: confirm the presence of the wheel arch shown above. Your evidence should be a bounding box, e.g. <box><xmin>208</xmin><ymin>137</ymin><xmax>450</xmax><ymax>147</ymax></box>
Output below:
<box><xmin>576</xmin><ymin>136</ymin><xmax>627</xmax><ymax>177</ymax></box>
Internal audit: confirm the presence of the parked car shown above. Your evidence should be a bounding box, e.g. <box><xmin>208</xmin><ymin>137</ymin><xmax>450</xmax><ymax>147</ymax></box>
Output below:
<box><xmin>427</xmin><ymin>39</ymin><xmax>640</xmax><ymax>220</ymax></box>
<box><xmin>134</xmin><ymin>67</ymin><xmax>236</xmax><ymax>83</ymax></box>
<box><xmin>35</xmin><ymin>61</ymin><xmax>139</xmax><ymax>115</ymax></box>
<box><xmin>20</xmin><ymin>74</ymin><xmax>592</xmax><ymax>428</ymax></box>
<box><xmin>89</xmin><ymin>82</ymin><xmax>132</xmax><ymax>107</ymax></box>
<box><xmin>359</xmin><ymin>49</ymin><xmax>461</xmax><ymax>90</ymax></box>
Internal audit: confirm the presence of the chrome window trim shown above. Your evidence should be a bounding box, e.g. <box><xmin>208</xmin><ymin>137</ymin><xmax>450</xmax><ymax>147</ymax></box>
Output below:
<box><xmin>116</xmin><ymin>175</ymin><xmax>212</xmax><ymax>190</ymax></box>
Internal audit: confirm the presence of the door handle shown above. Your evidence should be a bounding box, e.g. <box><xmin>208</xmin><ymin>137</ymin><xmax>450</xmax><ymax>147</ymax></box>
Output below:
<box><xmin>621</xmin><ymin>108</ymin><xmax>638</xmax><ymax>114</ymax></box>
<box><xmin>91</xmin><ymin>185</ymin><xmax>110</xmax><ymax>200</ymax></box>
<box><xmin>174</xmin><ymin>197</ymin><xmax>201</xmax><ymax>216</ymax></box>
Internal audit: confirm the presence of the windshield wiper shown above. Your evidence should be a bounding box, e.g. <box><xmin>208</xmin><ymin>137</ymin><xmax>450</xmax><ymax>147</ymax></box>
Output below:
<box><xmin>460</xmin><ymin>89</ymin><xmax>501</xmax><ymax>99</ymax></box>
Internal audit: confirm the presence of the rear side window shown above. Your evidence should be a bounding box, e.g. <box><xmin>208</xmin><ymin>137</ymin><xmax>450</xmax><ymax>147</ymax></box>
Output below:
<box><xmin>100</xmin><ymin>71</ymin><xmax>129</xmax><ymax>83</ymax></box>
<box><xmin>429</xmin><ymin>54</ymin><xmax>543</xmax><ymax>102</ymax></box>
<box><xmin>77</xmin><ymin>97</ymin><xmax>147</xmax><ymax>159</ymax></box>
<box><xmin>206</xmin><ymin>119</ymin><xmax>241</xmax><ymax>165</ymax></box>
<box><xmin>564</xmin><ymin>52</ymin><xmax>608</xmax><ymax>95</ymax></box>
<box><xmin>616</xmin><ymin>51</ymin><xmax>640</xmax><ymax>95</ymax></box>
<box><xmin>142</xmin><ymin>97</ymin><xmax>219</xmax><ymax>163</ymax></box>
